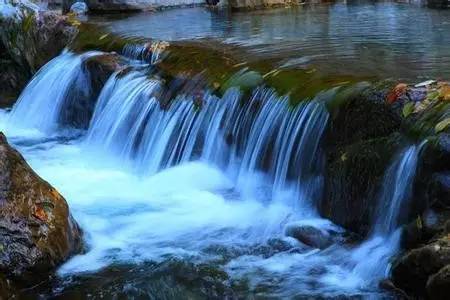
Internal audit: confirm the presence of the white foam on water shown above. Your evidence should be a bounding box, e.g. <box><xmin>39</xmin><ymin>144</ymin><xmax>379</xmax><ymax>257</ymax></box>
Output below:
<box><xmin>0</xmin><ymin>51</ymin><xmax>424</xmax><ymax>297</ymax></box>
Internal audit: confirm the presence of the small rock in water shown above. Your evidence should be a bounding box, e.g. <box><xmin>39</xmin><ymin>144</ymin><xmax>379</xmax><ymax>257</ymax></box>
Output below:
<box><xmin>70</xmin><ymin>1</ymin><xmax>88</xmax><ymax>15</ymax></box>
<box><xmin>285</xmin><ymin>225</ymin><xmax>333</xmax><ymax>249</ymax></box>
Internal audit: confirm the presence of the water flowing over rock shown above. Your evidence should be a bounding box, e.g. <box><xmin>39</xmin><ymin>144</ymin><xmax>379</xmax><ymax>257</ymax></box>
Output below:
<box><xmin>7</xmin><ymin>51</ymin><xmax>120</xmax><ymax>132</ymax></box>
<box><xmin>320</xmin><ymin>92</ymin><xmax>402</xmax><ymax>235</ymax></box>
<box><xmin>1</xmin><ymin>39</ymin><xmax>448</xmax><ymax>298</ymax></box>
<box><xmin>0</xmin><ymin>133</ymin><xmax>82</xmax><ymax>289</ymax></box>
<box><xmin>84</xmin><ymin>67</ymin><xmax>329</xmax><ymax>205</ymax></box>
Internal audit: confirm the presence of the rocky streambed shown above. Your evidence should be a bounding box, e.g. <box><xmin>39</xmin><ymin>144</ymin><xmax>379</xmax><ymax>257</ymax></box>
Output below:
<box><xmin>0</xmin><ymin>1</ymin><xmax>450</xmax><ymax>299</ymax></box>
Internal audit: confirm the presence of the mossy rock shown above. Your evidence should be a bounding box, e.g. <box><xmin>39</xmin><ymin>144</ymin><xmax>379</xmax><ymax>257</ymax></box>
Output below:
<box><xmin>320</xmin><ymin>134</ymin><xmax>401</xmax><ymax>234</ymax></box>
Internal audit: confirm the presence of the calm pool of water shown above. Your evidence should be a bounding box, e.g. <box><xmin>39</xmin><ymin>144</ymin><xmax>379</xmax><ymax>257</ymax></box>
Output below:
<box><xmin>89</xmin><ymin>2</ymin><xmax>450</xmax><ymax>80</ymax></box>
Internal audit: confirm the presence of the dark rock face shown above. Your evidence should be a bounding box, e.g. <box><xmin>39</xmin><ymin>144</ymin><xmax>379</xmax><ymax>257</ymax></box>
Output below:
<box><xmin>392</xmin><ymin>236</ymin><xmax>450</xmax><ymax>297</ymax></box>
<box><xmin>0</xmin><ymin>11</ymin><xmax>77</xmax><ymax>105</ymax></box>
<box><xmin>58</xmin><ymin>53</ymin><xmax>120</xmax><ymax>129</ymax></box>
<box><xmin>0</xmin><ymin>133</ymin><xmax>82</xmax><ymax>288</ymax></box>
<box><xmin>320</xmin><ymin>93</ymin><xmax>402</xmax><ymax>235</ymax></box>
<box><xmin>427</xmin><ymin>264</ymin><xmax>450</xmax><ymax>300</ymax></box>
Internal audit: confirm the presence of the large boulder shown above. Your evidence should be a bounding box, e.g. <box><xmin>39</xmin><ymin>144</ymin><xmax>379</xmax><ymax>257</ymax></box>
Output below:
<box><xmin>320</xmin><ymin>91</ymin><xmax>402</xmax><ymax>235</ymax></box>
<box><xmin>0</xmin><ymin>133</ymin><xmax>82</xmax><ymax>287</ymax></box>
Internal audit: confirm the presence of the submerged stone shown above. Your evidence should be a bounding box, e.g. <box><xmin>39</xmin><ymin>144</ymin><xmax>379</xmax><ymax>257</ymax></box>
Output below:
<box><xmin>285</xmin><ymin>225</ymin><xmax>333</xmax><ymax>249</ymax></box>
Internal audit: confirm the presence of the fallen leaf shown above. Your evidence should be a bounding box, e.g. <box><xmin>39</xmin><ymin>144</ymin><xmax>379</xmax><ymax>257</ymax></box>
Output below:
<box><xmin>435</xmin><ymin>118</ymin><xmax>450</xmax><ymax>133</ymax></box>
<box><xmin>387</xmin><ymin>83</ymin><xmax>407</xmax><ymax>104</ymax></box>
<box><xmin>402</xmin><ymin>102</ymin><xmax>415</xmax><ymax>117</ymax></box>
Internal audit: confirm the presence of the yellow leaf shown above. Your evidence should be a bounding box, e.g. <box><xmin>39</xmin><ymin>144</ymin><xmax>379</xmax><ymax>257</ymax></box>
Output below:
<box><xmin>99</xmin><ymin>34</ymin><xmax>109</xmax><ymax>40</ymax></box>
<box><xmin>435</xmin><ymin>118</ymin><xmax>450</xmax><ymax>133</ymax></box>
<box><xmin>402</xmin><ymin>102</ymin><xmax>415</xmax><ymax>117</ymax></box>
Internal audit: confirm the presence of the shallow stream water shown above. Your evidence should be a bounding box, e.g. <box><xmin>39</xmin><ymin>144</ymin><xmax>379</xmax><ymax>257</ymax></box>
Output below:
<box><xmin>0</xmin><ymin>1</ymin><xmax>444</xmax><ymax>298</ymax></box>
<box><xmin>89</xmin><ymin>2</ymin><xmax>450</xmax><ymax>80</ymax></box>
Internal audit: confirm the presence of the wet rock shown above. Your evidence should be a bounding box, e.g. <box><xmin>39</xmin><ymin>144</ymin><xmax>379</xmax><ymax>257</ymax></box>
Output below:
<box><xmin>378</xmin><ymin>279</ymin><xmax>409</xmax><ymax>299</ymax></box>
<box><xmin>0</xmin><ymin>8</ymin><xmax>77</xmax><ymax>103</ymax></box>
<box><xmin>321</xmin><ymin>134</ymin><xmax>401</xmax><ymax>235</ymax></box>
<box><xmin>401</xmin><ymin>209</ymin><xmax>450</xmax><ymax>249</ymax></box>
<box><xmin>0</xmin><ymin>133</ymin><xmax>82</xmax><ymax>286</ymax></box>
<box><xmin>221</xmin><ymin>69</ymin><xmax>263</xmax><ymax>95</ymax></box>
<box><xmin>429</xmin><ymin>172</ymin><xmax>450</xmax><ymax>209</ymax></box>
<box><xmin>427</xmin><ymin>264</ymin><xmax>450</xmax><ymax>300</ymax></box>
<box><xmin>70</xmin><ymin>1</ymin><xmax>88</xmax><ymax>15</ymax></box>
<box><xmin>285</xmin><ymin>225</ymin><xmax>333</xmax><ymax>249</ymax></box>
<box><xmin>391</xmin><ymin>236</ymin><xmax>450</xmax><ymax>297</ymax></box>
<box><xmin>58</xmin><ymin>53</ymin><xmax>120</xmax><ymax>129</ymax></box>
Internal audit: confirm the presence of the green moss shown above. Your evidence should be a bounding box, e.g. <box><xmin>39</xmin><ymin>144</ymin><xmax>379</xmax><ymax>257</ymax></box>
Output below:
<box><xmin>69</xmin><ymin>23</ymin><xmax>145</xmax><ymax>53</ymax></box>
<box><xmin>404</xmin><ymin>101</ymin><xmax>450</xmax><ymax>140</ymax></box>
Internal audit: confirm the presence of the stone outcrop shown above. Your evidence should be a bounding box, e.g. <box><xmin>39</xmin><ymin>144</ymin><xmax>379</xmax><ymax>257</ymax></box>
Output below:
<box><xmin>392</xmin><ymin>232</ymin><xmax>450</xmax><ymax>298</ymax></box>
<box><xmin>0</xmin><ymin>7</ymin><xmax>77</xmax><ymax>105</ymax></box>
<box><xmin>59</xmin><ymin>52</ymin><xmax>121</xmax><ymax>129</ymax></box>
<box><xmin>0</xmin><ymin>133</ymin><xmax>82</xmax><ymax>288</ymax></box>
<box><xmin>319</xmin><ymin>89</ymin><xmax>402</xmax><ymax>235</ymax></box>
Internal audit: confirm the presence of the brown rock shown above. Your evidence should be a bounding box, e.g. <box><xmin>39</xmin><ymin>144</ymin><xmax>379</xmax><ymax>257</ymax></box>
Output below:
<box><xmin>391</xmin><ymin>236</ymin><xmax>450</xmax><ymax>297</ymax></box>
<box><xmin>0</xmin><ymin>133</ymin><xmax>82</xmax><ymax>283</ymax></box>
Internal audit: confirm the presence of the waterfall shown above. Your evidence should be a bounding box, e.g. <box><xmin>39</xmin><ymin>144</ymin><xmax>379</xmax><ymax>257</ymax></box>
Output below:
<box><xmin>4</xmin><ymin>49</ymin><xmax>331</xmax><ymax>210</ymax></box>
<box><xmin>372</xmin><ymin>144</ymin><xmax>424</xmax><ymax>236</ymax></box>
<box><xmin>7</xmin><ymin>51</ymin><xmax>102</xmax><ymax>133</ymax></box>
<box><xmin>85</xmin><ymin>67</ymin><xmax>330</xmax><ymax>209</ymax></box>
<box><xmin>351</xmin><ymin>143</ymin><xmax>424</xmax><ymax>283</ymax></box>
<box><xmin>0</xmin><ymin>48</ymin><xmax>430</xmax><ymax>296</ymax></box>
<box><xmin>122</xmin><ymin>42</ymin><xmax>168</xmax><ymax>64</ymax></box>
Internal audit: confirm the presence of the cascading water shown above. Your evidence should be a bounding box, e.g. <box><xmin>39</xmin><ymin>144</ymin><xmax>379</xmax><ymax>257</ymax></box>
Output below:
<box><xmin>7</xmin><ymin>51</ymin><xmax>102</xmax><ymax>133</ymax></box>
<box><xmin>85</xmin><ymin>67</ymin><xmax>329</xmax><ymax>208</ymax></box>
<box><xmin>0</xmin><ymin>49</ymin><xmax>425</xmax><ymax>298</ymax></box>
<box><xmin>351</xmin><ymin>143</ymin><xmax>424</xmax><ymax>283</ymax></box>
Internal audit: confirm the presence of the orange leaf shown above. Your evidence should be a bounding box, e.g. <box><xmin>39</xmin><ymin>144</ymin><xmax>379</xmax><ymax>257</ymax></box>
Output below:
<box><xmin>439</xmin><ymin>85</ymin><xmax>450</xmax><ymax>101</ymax></box>
<box><xmin>387</xmin><ymin>83</ymin><xmax>407</xmax><ymax>104</ymax></box>
<box><xmin>33</xmin><ymin>206</ymin><xmax>47</xmax><ymax>222</ymax></box>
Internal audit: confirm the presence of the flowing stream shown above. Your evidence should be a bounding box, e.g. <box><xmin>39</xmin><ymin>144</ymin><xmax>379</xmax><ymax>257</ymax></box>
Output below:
<box><xmin>0</xmin><ymin>47</ymin><xmax>426</xmax><ymax>297</ymax></box>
